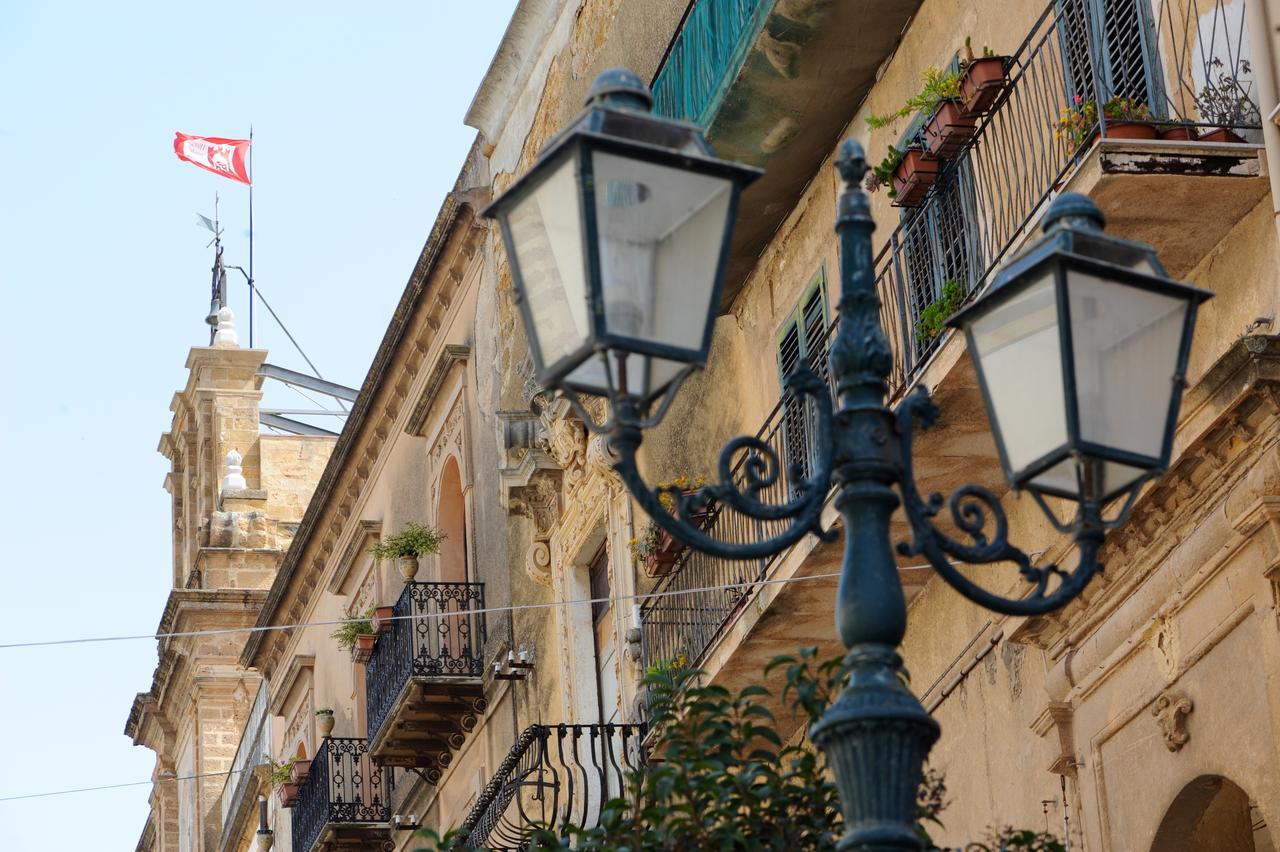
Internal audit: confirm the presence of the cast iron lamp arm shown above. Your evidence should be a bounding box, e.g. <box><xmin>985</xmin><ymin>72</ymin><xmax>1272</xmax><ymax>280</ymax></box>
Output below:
<box><xmin>603</xmin><ymin>367</ymin><xmax>836</xmax><ymax>561</ymax></box>
<box><xmin>892</xmin><ymin>387</ymin><xmax>1108</xmax><ymax>615</ymax></box>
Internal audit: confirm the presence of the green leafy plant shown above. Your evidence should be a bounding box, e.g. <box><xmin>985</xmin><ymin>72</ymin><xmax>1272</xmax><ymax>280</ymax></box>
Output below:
<box><xmin>412</xmin><ymin>647</ymin><xmax>1064</xmax><ymax>851</ymax></box>
<box><xmin>371</xmin><ymin>521</ymin><xmax>446</xmax><ymax>561</ymax></box>
<box><xmin>915</xmin><ymin>280</ymin><xmax>967</xmax><ymax>342</ymax></box>
<box><xmin>267</xmin><ymin>758</ymin><xmax>295</xmax><ymax>789</ymax></box>
<box><xmin>1102</xmin><ymin>96</ymin><xmax>1151</xmax><ymax>123</ymax></box>
<box><xmin>315</xmin><ymin>708</ymin><xmax>333</xmax><ymax>717</ymax></box>
<box><xmin>331</xmin><ymin>608</ymin><xmax>374</xmax><ymax>651</ymax></box>
<box><xmin>1055</xmin><ymin>95</ymin><xmax>1097</xmax><ymax>147</ymax></box>
<box><xmin>866</xmin><ymin>144</ymin><xmax>906</xmax><ymax>197</ymax></box>
<box><xmin>867</xmin><ymin>67</ymin><xmax>963</xmax><ymax>130</ymax></box>
<box><xmin>1196</xmin><ymin>58</ymin><xmax>1260</xmax><ymax>127</ymax></box>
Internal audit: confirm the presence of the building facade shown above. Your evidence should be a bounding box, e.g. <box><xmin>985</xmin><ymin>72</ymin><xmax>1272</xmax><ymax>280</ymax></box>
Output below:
<box><xmin>129</xmin><ymin>0</ymin><xmax>1280</xmax><ymax>849</ymax></box>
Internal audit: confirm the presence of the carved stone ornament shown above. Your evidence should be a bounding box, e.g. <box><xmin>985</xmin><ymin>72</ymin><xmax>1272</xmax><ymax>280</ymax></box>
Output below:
<box><xmin>1152</xmin><ymin>691</ymin><xmax>1193</xmax><ymax>752</ymax></box>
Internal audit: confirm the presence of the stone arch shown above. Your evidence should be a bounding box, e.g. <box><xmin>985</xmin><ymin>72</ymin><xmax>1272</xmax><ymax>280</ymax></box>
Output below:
<box><xmin>436</xmin><ymin>455</ymin><xmax>468</xmax><ymax>584</ymax></box>
<box><xmin>1151</xmin><ymin>775</ymin><xmax>1274</xmax><ymax>852</ymax></box>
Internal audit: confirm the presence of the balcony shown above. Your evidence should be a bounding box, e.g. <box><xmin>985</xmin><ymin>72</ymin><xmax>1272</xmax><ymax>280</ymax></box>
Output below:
<box><xmin>651</xmin><ymin>0</ymin><xmax>923</xmax><ymax>304</ymax></box>
<box><xmin>365</xmin><ymin>581</ymin><xmax>487</xmax><ymax>773</ymax></box>
<box><xmin>642</xmin><ymin>0</ymin><xmax>1264</xmax><ymax>705</ymax></box>
<box><xmin>452</xmin><ymin>724</ymin><xmax>646</xmax><ymax>850</ymax></box>
<box><xmin>290</xmin><ymin>737</ymin><xmax>392</xmax><ymax>852</ymax></box>
<box><xmin>219</xmin><ymin>682</ymin><xmax>271</xmax><ymax>852</ymax></box>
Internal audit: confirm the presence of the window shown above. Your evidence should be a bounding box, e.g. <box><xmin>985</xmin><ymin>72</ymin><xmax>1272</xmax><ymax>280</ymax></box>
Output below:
<box><xmin>775</xmin><ymin>271</ymin><xmax>830</xmax><ymax>488</ymax></box>
<box><xmin>1059</xmin><ymin>0</ymin><xmax>1162</xmax><ymax>112</ymax></box>
<box><xmin>589</xmin><ymin>546</ymin><xmax>611</xmax><ymax>625</ymax></box>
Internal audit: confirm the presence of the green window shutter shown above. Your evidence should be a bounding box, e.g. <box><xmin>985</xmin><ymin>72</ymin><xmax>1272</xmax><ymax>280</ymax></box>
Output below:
<box><xmin>775</xmin><ymin>270</ymin><xmax>829</xmax><ymax>490</ymax></box>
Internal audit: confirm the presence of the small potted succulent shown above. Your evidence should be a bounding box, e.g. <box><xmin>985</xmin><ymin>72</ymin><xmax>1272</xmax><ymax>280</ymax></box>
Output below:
<box><xmin>892</xmin><ymin>146</ymin><xmax>941</xmax><ymax>207</ymax></box>
<box><xmin>1101</xmin><ymin>97</ymin><xmax>1156</xmax><ymax>140</ymax></box>
<box><xmin>371</xmin><ymin>521</ymin><xmax>446</xmax><ymax>582</ymax></box>
<box><xmin>958</xmin><ymin>39</ymin><xmax>1009</xmax><ymax>117</ymax></box>
<box><xmin>315</xmin><ymin>708</ymin><xmax>335</xmax><ymax>738</ymax></box>
<box><xmin>1196</xmin><ymin>58</ymin><xmax>1258</xmax><ymax>143</ymax></box>
<box><xmin>1157</xmin><ymin>121</ymin><xmax>1198</xmax><ymax>141</ymax></box>
<box><xmin>269</xmin><ymin>759</ymin><xmax>299</xmax><ymax>808</ymax></box>
<box><xmin>331</xmin><ymin>610</ymin><xmax>376</xmax><ymax>663</ymax></box>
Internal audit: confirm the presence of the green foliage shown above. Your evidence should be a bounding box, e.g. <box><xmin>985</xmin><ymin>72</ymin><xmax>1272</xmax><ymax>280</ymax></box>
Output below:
<box><xmin>331</xmin><ymin>608</ymin><xmax>374</xmax><ymax>650</ymax></box>
<box><xmin>866</xmin><ymin>145</ymin><xmax>906</xmax><ymax>197</ymax></box>
<box><xmin>267</xmin><ymin>758</ymin><xmax>294</xmax><ymax>789</ymax></box>
<box><xmin>1196</xmin><ymin>58</ymin><xmax>1259</xmax><ymax>127</ymax></box>
<box><xmin>411</xmin><ymin>647</ymin><xmax>1065</xmax><ymax>852</ymax></box>
<box><xmin>867</xmin><ymin>67</ymin><xmax>963</xmax><ymax>131</ymax></box>
<box><xmin>315</xmin><ymin>708</ymin><xmax>334</xmax><ymax>716</ymax></box>
<box><xmin>915</xmin><ymin>280</ymin><xmax>967</xmax><ymax>342</ymax></box>
<box><xmin>370</xmin><ymin>521</ymin><xmax>446</xmax><ymax>561</ymax></box>
<box><xmin>1101</xmin><ymin>96</ymin><xmax>1151</xmax><ymax>123</ymax></box>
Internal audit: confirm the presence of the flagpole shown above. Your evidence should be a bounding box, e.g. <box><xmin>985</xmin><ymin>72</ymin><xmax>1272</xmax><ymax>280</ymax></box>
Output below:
<box><xmin>248</xmin><ymin>125</ymin><xmax>255</xmax><ymax>348</ymax></box>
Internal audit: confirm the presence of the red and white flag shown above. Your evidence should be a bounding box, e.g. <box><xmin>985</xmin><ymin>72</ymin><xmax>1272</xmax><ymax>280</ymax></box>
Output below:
<box><xmin>173</xmin><ymin>132</ymin><xmax>251</xmax><ymax>185</ymax></box>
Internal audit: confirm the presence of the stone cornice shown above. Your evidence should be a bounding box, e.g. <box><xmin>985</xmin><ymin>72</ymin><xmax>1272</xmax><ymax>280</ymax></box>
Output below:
<box><xmin>242</xmin><ymin>190</ymin><xmax>489</xmax><ymax>674</ymax></box>
<box><xmin>406</xmin><ymin>345</ymin><xmax>472</xmax><ymax>436</ymax></box>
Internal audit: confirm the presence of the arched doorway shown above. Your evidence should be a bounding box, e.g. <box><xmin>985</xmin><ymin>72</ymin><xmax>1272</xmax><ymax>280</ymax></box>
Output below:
<box><xmin>437</xmin><ymin>456</ymin><xmax>468</xmax><ymax>584</ymax></box>
<box><xmin>1151</xmin><ymin>775</ymin><xmax>1274</xmax><ymax>852</ymax></box>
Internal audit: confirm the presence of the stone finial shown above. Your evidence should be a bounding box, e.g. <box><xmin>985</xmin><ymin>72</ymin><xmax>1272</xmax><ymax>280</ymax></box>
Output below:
<box><xmin>213</xmin><ymin>306</ymin><xmax>240</xmax><ymax>348</ymax></box>
<box><xmin>222</xmin><ymin>449</ymin><xmax>247</xmax><ymax>492</ymax></box>
<box><xmin>836</xmin><ymin>139</ymin><xmax>869</xmax><ymax>186</ymax></box>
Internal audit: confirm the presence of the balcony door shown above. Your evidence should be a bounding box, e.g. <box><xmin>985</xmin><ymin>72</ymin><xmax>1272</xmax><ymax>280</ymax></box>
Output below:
<box><xmin>775</xmin><ymin>272</ymin><xmax>830</xmax><ymax>493</ymax></box>
<box><xmin>1059</xmin><ymin>0</ymin><xmax>1163</xmax><ymax>111</ymax></box>
<box><xmin>589</xmin><ymin>545</ymin><xmax>620</xmax><ymax>725</ymax></box>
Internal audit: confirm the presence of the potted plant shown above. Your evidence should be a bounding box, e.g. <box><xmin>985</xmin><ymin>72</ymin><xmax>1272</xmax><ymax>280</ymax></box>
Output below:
<box><xmin>914</xmin><ymin>280</ymin><xmax>967</xmax><ymax>344</ymax></box>
<box><xmin>1101</xmin><ymin>96</ymin><xmax>1156</xmax><ymax>139</ymax></box>
<box><xmin>315</xmin><ymin>708</ymin><xmax>335</xmax><ymax>738</ymax></box>
<box><xmin>958</xmin><ymin>38</ymin><xmax>1008</xmax><ymax>117</ymax></box>
<box><xmin>1196</xmin><ymin>58</ymin><xmax>1258</xmax><ymax>143</ymax></box>
<box><xmin>892</xmin><ymin>146</ymin><xmax>941</xmax><ymax>207</ymax></box>
<box><xmin>869</xmin><ymin>68</ymin><xmax>976</xmax><ymax>160</ymax></box>
<box><xmin>629</xmin><ymin>476</ymin><xmax>712</xmax><ymax>578</ymax></box>
<box><xmin>290</xmin><ymin>758</ymin><xmax>312</xmax><ymax>784</ymax></box>
<box><xmin>371</xmin><ymin>521</ymin><xmax>445</xmax><ymax>582</ymax></box>
<box><xmin>269</xmin><ymin>759</ymin><xmax>299</xmax><ymax>808</ymax></box>
<box><xmin>1157</xmin><ymin>121</ymin><xmax>1197</xmax><ymax>141</ymax></box>
<box><xmin>370</xmin><ymin>605</ymin><xmax>396</xmax><ymax>635</ymax></box>
<box><xmin>332</xmin><ymin>610</ymin><xmax>376</xmax><ymax>663</ymax></box>
<box><xmin>1055</xmin><ymin>96</ymin><xmax>1098</xmax><ymax>150</ymax></box>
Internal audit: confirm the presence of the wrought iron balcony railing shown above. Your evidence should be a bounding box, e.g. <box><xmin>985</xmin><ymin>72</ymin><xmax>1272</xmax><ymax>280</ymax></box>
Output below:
<box><xmin>365</xmin><ymin>581</ymin><xmax>486</xmax><ymax>750</ymax></box>
<box><xmin>651</xmin><ymin>0</ymin><xmax>771</xmax><ymax>126</ymax></box>
<box><xmin>641</xmin><ymin>0</ymin><xmax>1260</xmax><ymax>671</ymax></box>
<box><xmin>291</xmin><ymin>737</ymin><xmax>392</xmax><ymax>852</ymax></box>
<box><xmin>218</xmin><ymin>682</ymin><xmax>270</xmax><ymax>851</ymax></box>
<box><xmin>452</xmin><ymin>723</ymin><xmax>646</xmax><ymax>851</ymax></box>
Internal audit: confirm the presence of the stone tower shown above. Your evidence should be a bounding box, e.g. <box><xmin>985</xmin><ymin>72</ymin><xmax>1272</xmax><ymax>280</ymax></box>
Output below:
<box><xmin>125</xmin><ymin>310</ymin><xmax>336</xmax><ymax>851</ymax></box>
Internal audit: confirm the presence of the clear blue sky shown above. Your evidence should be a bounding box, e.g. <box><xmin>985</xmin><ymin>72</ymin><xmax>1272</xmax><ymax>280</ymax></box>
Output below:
<box><xmin>0</xmin><ymin>3</ymin><xmax>516</xmax><ymax>849</ymax></box>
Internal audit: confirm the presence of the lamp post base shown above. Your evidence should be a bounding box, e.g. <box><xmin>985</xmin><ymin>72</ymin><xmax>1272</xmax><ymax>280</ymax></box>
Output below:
<box><xmin>811</xmin><ymin>644</ymin><xmax>940</xmax><ymax>851</ymax></box>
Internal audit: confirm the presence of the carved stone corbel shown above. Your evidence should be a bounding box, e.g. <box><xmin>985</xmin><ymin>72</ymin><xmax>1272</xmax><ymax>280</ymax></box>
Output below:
<box><xmin>1152</xmin><ymin>691</ymin><xmax>1193</xmax><ymax>752</ymax></box>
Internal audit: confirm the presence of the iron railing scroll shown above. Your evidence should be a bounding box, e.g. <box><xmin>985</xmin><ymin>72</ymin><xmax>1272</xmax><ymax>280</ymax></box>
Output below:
<box><xmin>452</xmin><ymin>723</ymin><xmax>646</xmax><ymax>851</ymax></box>
<box><xmin>365</xmin><ymin>581</ymin><xmax>486</xmax><ymax>748</ymax></box>
<box><xmin>291</xmin><ymin>737</ymin><xmax>392</xmax><ymax>852</ymax></box>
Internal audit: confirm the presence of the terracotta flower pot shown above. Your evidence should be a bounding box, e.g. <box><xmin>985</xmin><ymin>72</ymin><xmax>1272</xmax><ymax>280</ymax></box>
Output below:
<box><xmin>371</xmin><ymin>606</ymin><xmax>396</xmax><ymax>634</ymax></box>
<box><xmin>1103</xmin><ymin>120</ymin><xmax>1157</xmax><ymax>140</ymax></box>
<box><xmin>351</xmin><ymin>633</ymin><xmax>377</xmax><ymax>664</ymax></box>
<box><xmin>316</xmin><ymin>712</ymin><xmax>335</xmax><ymax>738</ymax></box>
<box><xmin>1159</xmin><ymin>125</ymin><xmax>1197</xmax><ymax>141</ymax></box>
<box><xmin>397</xmin><ymin>555</ymin><xmax>420</xmax><ymax>581</ymax></box>
<box><xmin>289</xmin><ymin>759</ymin><xmax>311</xmax><ymax>784</ymax></box>
<box><xmin>1199</xmin><ymin>127</ymin><xmax>1246</xmax><ymax>143</ymax></box>
<box><xmin>643</xmin><ymin>549</ymin><xmax>681</xmax><ymax>579</ymax></box>
<box><xmin>276</xmin><ymin>782</ymin><xmax>300</xmax><ymax>808</ymax></box>
<box><xmin>892</xmin><ymin>148</ymin><xmax>941</xmax><ymax>207</ymax></box>
<box><xmin>923</xmin><ymin>101</ymin><xmax>978</xmax><ymax>159</ymax></box>
<box><xmin>960</xmin><ymin>56</ymin><xmax>1008</xmax><ymax>117</ymax></box>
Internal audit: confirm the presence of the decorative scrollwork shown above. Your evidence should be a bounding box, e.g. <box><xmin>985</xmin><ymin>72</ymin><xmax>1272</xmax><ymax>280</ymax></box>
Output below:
<box><xmin>608</xmin><ymin>368</ymin><xmax>835</xmax><ymax>561</ymax></box>
<box><xmin>894</xmin><ymin>387</ymin><xmax>1104</xmax><ymax>616</ymax></box>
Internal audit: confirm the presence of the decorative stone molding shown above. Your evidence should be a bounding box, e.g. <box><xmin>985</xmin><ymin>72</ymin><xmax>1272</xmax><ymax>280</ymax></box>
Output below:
<box><xmin>1031</xmin><ymin>701</ymin><xmax>1078</xmax><ymax>776</ymax></box>
<box><xmin>1151</xmin><ymin>691</ymin><xmax>1193</xmax><ymax>752</ymax></box>
<box><xmin>406</xmin><ymin>345</ymin><xmax>471</xmax><ymax>437</ymax></box>
<box><xmin>327</xmin><ymin>519</ymin><xmax>382</xmax><ymax>595</ymax></box>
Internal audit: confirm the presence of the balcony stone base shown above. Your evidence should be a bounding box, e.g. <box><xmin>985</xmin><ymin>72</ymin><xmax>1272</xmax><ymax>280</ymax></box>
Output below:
<box><xmin>1065</xmin><ymin>139</ymin><xmax>1269</xmax><ymax>278</ymax></box>
<box><xmin>368</xmin><ymin>678</ymin><xmax>486</xmax><ymax>773</ymax></box>
<box><xmin>308</xmin><ymin>823</ymin><xmax>395</xmax><ymax>852</ymax></box>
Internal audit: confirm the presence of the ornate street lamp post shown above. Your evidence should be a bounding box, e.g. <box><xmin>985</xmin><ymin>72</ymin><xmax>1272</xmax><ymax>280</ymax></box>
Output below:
<box><xmin>486</xmin><ymin>68</ymin><xmax>1211</xmax><ymax>850</ymax></box>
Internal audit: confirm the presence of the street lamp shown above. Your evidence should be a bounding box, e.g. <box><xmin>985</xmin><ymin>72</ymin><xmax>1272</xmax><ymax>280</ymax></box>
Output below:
<box><xmin>487</xmin><ymin>68</ymin><xmax>1210</xmax><ymax>851</ymax></box>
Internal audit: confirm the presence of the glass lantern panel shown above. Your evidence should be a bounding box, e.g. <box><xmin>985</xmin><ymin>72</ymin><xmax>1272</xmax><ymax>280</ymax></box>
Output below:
<box><xmin>564</xmin><ymin>351</ymin><xmax>686</xmax><ymax>400</ymax></box>
<box><xmin>505</xmin><ymin>156</ymin><xmax>591</xmax><ymax>371</ymax></box>
<box><xmin>591</xmin><ymin>151</ymin><xmax>733</xmax><ymax>356</ymax></box>
<box><xmin>1067</xmin><ymin>271</ymin><xmax>1188</xmax><ymax>461</ymax></box>
<box><xmin>968</xmin><ymin>273</ymin><xmax>1067</xmax><ymax>478</ymax></box>
<box><xmin>1029</xmin><ymin>457</ymin><xmax>1149</xmax><ymax>500</ymax></box>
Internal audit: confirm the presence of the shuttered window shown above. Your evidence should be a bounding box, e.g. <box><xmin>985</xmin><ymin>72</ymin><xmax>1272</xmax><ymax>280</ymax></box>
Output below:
<box><xmin>1059</xmin><ymin>0</ymin><xmax>1162</xmax><ymax>111</ymax></box>
<box><xmin>776</xmin><ymin>271</ymin><xmax>829</xmax><ymax>489</ymax></box>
